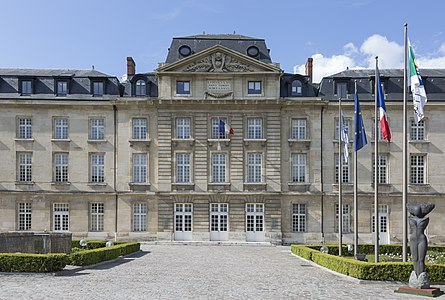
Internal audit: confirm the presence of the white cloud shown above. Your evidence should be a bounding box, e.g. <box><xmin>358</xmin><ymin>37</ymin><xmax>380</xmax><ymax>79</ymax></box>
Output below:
<box><xmin>417</xmin><ymin>56</ymin><xmax>445</xmax><ymax>68</ymax></box>
<box><xmin>360</xmin><ymin>34</ymin><xmax>403</xmax><ymax>68</ymax></box>
<box><xmin>343</xmin><ymin>42</ymin><xmax>358</xmax><ymax>56</ymax></box>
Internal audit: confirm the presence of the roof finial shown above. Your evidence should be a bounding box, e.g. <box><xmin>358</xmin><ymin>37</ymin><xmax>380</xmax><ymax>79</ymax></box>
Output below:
<box><xmin>233</xmin><ymin>30</ymin><xmax>236</xmax><ymax>34</ymax></box>
<box><xmin>92</xmin><ymin>65</ymin><xmax>95</xmax><ymax>70</ymax></box>
<box><xmin>203</xmin><ymin>31</ymin><xmax>205</xmax><ymax>35</ymax></box>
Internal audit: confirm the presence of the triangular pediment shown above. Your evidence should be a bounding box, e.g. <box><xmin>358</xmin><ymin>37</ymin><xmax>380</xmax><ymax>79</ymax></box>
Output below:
<box><xmin>157</xmin><ymin>45</ymin><xmax>282</xmax><ymax>74</ymax></box>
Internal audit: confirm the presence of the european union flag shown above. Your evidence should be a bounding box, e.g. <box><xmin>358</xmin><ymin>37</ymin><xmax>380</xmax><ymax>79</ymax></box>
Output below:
<box><xmin>354</xmin><ymin>91</ymin><xmax>367</xmax><ymax>152</ymax></box>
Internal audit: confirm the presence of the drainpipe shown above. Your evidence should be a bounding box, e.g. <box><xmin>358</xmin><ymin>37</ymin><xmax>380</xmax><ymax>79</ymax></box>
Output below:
<box><xmin>320</xmin><ymin>105</ymin><xmax>325</xmax><ymax>244</ymax></box>
<box><xmin>113</xmin><ymin>104</ymin><xmax>118</xmax><ymax>242</ymax></box>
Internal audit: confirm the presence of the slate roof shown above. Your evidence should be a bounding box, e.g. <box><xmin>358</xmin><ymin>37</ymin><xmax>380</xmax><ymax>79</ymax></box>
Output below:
<box><xmin>0</xmin><ymin>68</ymin><xmax>110</xmax><ymax>77</ymax></box>
<box><xmin>165</xmin><ymin>33</ymin><xmax>272</xmax><ymax>64</ymax></box>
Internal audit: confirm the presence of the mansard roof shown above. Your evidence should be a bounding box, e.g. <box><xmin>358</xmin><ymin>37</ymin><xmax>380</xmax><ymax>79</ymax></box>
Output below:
<box><xmin>0</xmin><ymin>68</ymin><xmax>111</xmax><ymax>78</ymax></box>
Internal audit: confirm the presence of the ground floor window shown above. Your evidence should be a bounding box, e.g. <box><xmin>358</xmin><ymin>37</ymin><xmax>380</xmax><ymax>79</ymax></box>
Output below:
<box><xmin>18</xmin><ymin>202</ymin><xmax>31</xmax><ymax>231</ymax></box>
<box><xmin>53</xmin><ymin>203</ymin><xmax>69</xmax><ymax>232</ymax></box>
<box><xmin>292</xmin><ymin>203</ymin><xmax>306</xmax><ymax>232</ymax></box>
<box><xmin>335</xmin><ymin>204</ymin><xmax>351</xmax><ymax>233</ymax></box>
<box><xmin>133</xmin><ymin>203</ymin><xmax>147</xmax><ymax>232</ymax></box>
<box><xmin>91</xmin><ymin>203</ymin><xmax>104</xmax><ymax>232</ymax></box>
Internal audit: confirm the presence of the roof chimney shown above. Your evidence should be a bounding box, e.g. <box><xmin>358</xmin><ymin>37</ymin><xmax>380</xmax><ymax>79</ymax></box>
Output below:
<box><xmin>127</xmin><ymin>57</ymin><xmax>136</xmax><ymax>76</ymax></box>
<box><xmin>305</xmin><ymin>57</ymin><xmax>313</xmax><ymax>83</ymax></box>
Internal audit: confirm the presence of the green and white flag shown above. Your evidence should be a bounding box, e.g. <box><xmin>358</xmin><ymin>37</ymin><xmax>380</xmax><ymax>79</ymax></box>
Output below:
<box><xmin>408</xmin><ymin>39</ymin><xmax>427</xmax><ymax>123</ymax></box>
<box><xmin>341</xmin><ymin>110</ymin><xmax>349</xmax><ymax>163</ymax></box>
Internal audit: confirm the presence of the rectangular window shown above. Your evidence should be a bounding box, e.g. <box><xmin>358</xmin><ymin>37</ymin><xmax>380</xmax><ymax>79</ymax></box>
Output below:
<box><xmin>335</xmin><ymin>154</ymin><xmax>350</xmax><ymax>183</ymax></box>
<box><xmin>410</xmin><ymin>119</ymin><xmax>425</xmax><ymax>141</ymax></box>
<box><xmin>211</xmin><ymin>153</ymin><xmax>227</xmax><ymax>183</ymax></box>
<box><xmin>93</xmin><ymin>81</ymin><xmax>104</xmax><ymax>96</ymax></box>
<box><xmin>53</xmin><ymin>203</ymin><xmax>69</xmax><ymax>232</ymax></box>
<box><xmin>335</xmin><ymin>204</ymin><xmax>351</xmax><ymax>233</ymax></box>
<box><xmin>176</xmin><ymin>118</ymin><xmax>191</xmax><ymax>139</ymax></box>
<box><xmin>247</xmin><ymin>117</ymin><xmax>263</xmax><ymax>139</ymax></box>
<box><xmin>57</xmin><ymin>81</ymin><xmax>68</xmax><ymax>96</ymax></box>
<box><xmin>291</xmin><ymin>119</ymin><xmax>307</xmax><ymax>140</ymax></box>
<box><xmin>90</xmin><ymin>203</ymin><xmax>104</xmax><ymax>232</ymax></box>
<box><xmin>133</xmin><ymin>203</ymin><xmax>147</xmax><ymax>232</ymax></box>
<box><xmin>336</xmin><ymin>82</ymin><xmax>347</xmax><ymax>98</ymax></box>
<box><xmin>18</xmin><ymin>118</ymin><xmax>32</xmax><ymax>139</ymax></box>
<box><xmin>132</xmin><ymin>118</ymin><xmax>147</xmax><ymax>140</ymax></box>
<box><xmin>410</xmin><ymin>155</ymin><xmax>425</xmax><ymax>184</ymax></box>
<box><xmin>176</xmin><ymin>81</ymin><xmax>190</xmax><ymax>95</ymax></box>
<box><xmin>53</xmin><ymin>118</ymin><xmax>69</xmax><ymax>139</ymax></box>
<box><xmin>21</xmin><ymin>80</ymin><xmax>32</xmax><ymax>96</ymax></box>
<box><xmin>292</xmin><ymin>203</ymin><xmax>306</xmax><ymax>232</ymax></box>
<box><xmin>247</xmin><ymin>153</ymin><xmax>262</xmax><ymax>183</ymax></box>
<box><xmin>18</xmin><ymin>202</ymin><xmax>32</xmax><ymax>231</ymax></box>
<box><xmin>334</xmin><ymin>117</ymin><xmax>350</xmax><ymax>140</ymax></box>
<box><xmin>291</xmin><ymin>153</ymin><xmax>306</xmax><ymax>183</ymax></box>
<box><xmin>176</xmin><ymin>153</ymin><xmax>191</xmax><ymax>183</ymax></box>
<box><xmin>90</xmin><ymin>154</ymin><xmax>105</xmax><ymax>183</ymax></box>
<box><xmin>89</xmin><ymin>118</ymin><xmax>105</xmax><ymax>140</ymax></box>
<box><xmin>211</xmin><ymin>117</ymin><xmax>228</xmax><ymax>139</ymax></box>
<box><xmin>248</xmin><ymin>81</ymin><xmax>261</xmax><ymax>95</ymax></box>
<box><xmin>18</xmin><ymin>153</ymin><xmax>32</xmax><ymax>182</ymax></box>
<box><xmin>54</xmin><ymin>153</ymin><xmax>69</xmax><ymax>183</ymax></box>
<box><xmin>132</xmin><ymin>153</ymin><xmax>147</xmax><ymax>183</ymax></box>
<box><xmin>372</xmin><ymin>154</ymin><xmax>388</xmax><ymax>184</ymax></box>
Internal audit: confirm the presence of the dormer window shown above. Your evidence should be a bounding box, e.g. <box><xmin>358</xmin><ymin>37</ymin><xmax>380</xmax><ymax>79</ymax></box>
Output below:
<box><xmin>335</xmin><ymin>82</ymin><xmax>347</xmax><ymax>99</ymax></box>
<box><xmin>93</xmin><ymin>81</ymin><xmax>104</xmax><ymax>97</ymax></box>
<box><xmin>57</xmin><ymin>81</ymin><xmax>68</xmax><ymax>97</ymax></box>
<box><xmin>291</xmin><ymin>80</ymin><xmax>302</xmax><ymax>96</ymax></box>
<box><xmin>135</xmin><ymin>79</ymin><xmax>146</xmax><ymax>96</ymax></box>
<box><xmin>21</xmin><ymin>80</ymin><xmax>32</xmax><ymax>96</ymax></box>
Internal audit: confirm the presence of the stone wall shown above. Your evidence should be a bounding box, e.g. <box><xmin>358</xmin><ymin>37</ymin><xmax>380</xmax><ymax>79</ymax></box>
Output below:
<box><xmin>0</xmin><ymin>232</ymin><xmax>72</xmax><ymax>254</ymax></box>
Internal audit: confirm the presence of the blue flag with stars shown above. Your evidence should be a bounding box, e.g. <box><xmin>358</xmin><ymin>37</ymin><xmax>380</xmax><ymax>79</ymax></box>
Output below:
<box><xmin>354</xmin><ymin>91</ymin><xmax>367</xmax><ymax>151</ymax></box>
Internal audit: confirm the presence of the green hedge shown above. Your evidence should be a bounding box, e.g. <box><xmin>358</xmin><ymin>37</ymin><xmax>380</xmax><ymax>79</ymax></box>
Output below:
<box><xmin>70</xmin><ymin>242</ymin><xmax>140</xmax><ymax>266</ymax></box>
<box><xmin>291</xmin><ymin>245</ymin><xmax>445</xmax><ymax>282</ymax></box>
<box><xmin>0</xmin><ymin>253</ymin><xmax>69</xmax><ymax>272</ymax></box>
<box><xmin>71</xmin><ymin>240</ymin><xmax>124</xmax><ymax>250</ymax></box>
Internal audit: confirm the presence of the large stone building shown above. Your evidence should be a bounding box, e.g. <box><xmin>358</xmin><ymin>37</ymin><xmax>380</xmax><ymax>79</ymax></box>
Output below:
<box><xmin>0</xmin><ymin>34</ymin><xmax>444</xmax><ymax>244</ymax></box>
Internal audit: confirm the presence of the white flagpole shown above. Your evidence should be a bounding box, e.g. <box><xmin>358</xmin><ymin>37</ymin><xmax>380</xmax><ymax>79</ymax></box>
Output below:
<box><xmin>374</xmin><ymin>57</ymin><xmax>379</xmax><ymax>263</ymax></box>
<box><xmin>353</xmin><ymin>81</ymin><xmax>358</xmax><ymax>258</ymax></box>
<box><xmin>402</xmin><ymin>23</ymin><xmax>408</xmax><ymax>262</ymax></box>
<box><xmin>338</xmin><ymin>97</ymin><xmax>343</xmax><ymax>256</ymax></box>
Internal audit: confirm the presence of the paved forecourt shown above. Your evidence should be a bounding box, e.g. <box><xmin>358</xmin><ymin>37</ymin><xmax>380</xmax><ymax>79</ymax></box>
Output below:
<box><xmin>0</xmin><ymin>244</ymin><xmax>439</xmax><ymax>299</ymax></box>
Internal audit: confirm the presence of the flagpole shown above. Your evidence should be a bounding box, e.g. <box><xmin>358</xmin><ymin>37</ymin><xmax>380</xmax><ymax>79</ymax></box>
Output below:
<box><xmin>402</xmin><ymin>23</ymin><xmax>408</xmax><ymax>262</ymax></box>
<box><xmin>374</xmin><ymin>56</ymin><xmax>379</xmax><ymax>263</ymax></box>
<box><xmin>353</xmin><ymin>81</ymin><xmax>358</xmax><ymax>258</ymax></box>
<box><xmin>338</xmin><ymin>97</ymin><xmax>343</xmax><ymax>256</ymax></box>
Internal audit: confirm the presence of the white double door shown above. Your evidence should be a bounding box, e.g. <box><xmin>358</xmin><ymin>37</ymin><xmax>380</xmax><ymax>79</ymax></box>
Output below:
<box><xmin>372</xmin><ymin>205</ymin><xmax>389</xmax><ymax>244</ymax></box>
<box><xmin>210</xmin><ymin>203</ymin><xmax>229</xmax><ymax>241</ymax></box>
<box><xmin>246</xmin><ymin>203</ymin><xmax>265</xmax><ymax>242</ymax></box>
<box><xmin>174</xmin><ymin>203</ymin><xmax>193</xmax><ymax>241</ymax></box>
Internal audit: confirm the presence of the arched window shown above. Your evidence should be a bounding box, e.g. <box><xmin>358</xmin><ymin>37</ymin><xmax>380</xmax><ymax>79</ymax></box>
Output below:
<box><xmin>135</xmin><ymin>79</ymin><xmax>146</xmax><ymax>96</ymax></box>
<box><xmin>291</xmin><ymin>80</ymin><xmax>302</xmax><ymax>96</ymax></box>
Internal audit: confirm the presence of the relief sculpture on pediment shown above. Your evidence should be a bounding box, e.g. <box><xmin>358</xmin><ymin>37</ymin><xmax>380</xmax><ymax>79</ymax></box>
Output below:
<box><xmin>183</xmin><ymin>52</ymin><xmax>253</xmax><ymax>72</ymax></box>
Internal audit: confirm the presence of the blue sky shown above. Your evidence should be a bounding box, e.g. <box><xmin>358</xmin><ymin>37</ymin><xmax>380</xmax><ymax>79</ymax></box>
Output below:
<box><xmin>1</xmin><ymin>0</ymin><xmax>444</xmax><ymax>82</ymax></box>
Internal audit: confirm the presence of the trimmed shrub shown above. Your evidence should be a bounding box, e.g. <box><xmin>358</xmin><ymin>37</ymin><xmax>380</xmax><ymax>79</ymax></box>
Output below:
<box><xmin>0</xmin><ymin>253</ymin><xmax>69</xmax><ymax>272</ymax></box>
<box><xmin>71</xmin><ymin>240</ymin><xmax>123</xmax><ymax>250</ymax></box>
<box><xmin>70</xmin><ymin>242</ymin><xmax>140</xmax><ymax>266</ymax></box>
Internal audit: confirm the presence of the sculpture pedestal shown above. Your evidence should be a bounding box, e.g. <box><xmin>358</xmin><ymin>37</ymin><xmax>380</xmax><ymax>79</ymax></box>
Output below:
<box><xmin>395</xmin><ymin>286</ymin><xmax>443</xmax><ymax>297</ymax></box>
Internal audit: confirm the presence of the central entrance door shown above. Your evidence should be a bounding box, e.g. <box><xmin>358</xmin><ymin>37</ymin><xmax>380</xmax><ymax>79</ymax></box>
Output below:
<box><xmin>246</xmin><ymin>203</ymin><xmax>265</xmax><ymax>242</ymax></box>
<box><xmin>210</xmin><ymin>203</ymin><xmax>229</xmax><ymax>241</ymax></box>
<box><xmin>372</xmin><ymin>205</ymin><xmax>389</xmax><ymax>244</ymax></box>
<box><xmin>174</xmin><ymin>203</ymin><xmax>193</xmax><ymax>241</ymax></box>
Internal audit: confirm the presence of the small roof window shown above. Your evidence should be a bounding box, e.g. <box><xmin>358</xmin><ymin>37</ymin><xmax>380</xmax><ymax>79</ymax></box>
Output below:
<box><xmin>179</xmin><ymin>45</ymin><xmax>192</xmax><ymax>57</ymax></box>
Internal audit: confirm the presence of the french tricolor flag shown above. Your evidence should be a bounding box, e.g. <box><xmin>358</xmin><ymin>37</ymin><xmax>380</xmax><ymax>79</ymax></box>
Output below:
<box><xmin>377</xmin><ymin>69</ymin><xmax>391</xmax><ymax>142</ymax></box>
<box><xmin>219</xmin><ymin>120</ymin><xmax>234</xmax><ymax>137</ymax></box>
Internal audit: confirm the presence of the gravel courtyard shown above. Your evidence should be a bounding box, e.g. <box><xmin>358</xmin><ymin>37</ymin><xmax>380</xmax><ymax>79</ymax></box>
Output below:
<box><xmin>0</xmin><ymin>244</ymin><xmax>439</xmax><ymax>299</ymax></box>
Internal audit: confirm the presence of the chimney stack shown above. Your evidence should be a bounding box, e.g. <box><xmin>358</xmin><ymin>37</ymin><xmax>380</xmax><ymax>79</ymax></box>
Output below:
<box><xmin>305</xmin><ymin>57</ymin><xmax>313</xmax><ymax>83</ymax></box>
<box><xmin>127</xmin><ymin>57</ymin><xmax>136</xmax><ymax>76</ymax></box>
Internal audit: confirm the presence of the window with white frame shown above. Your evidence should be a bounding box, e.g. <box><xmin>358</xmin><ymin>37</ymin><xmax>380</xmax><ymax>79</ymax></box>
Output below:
<box><xmin>176</xmin><ymin>153</ymin><xmax>191</xmax><ymax>183</ymax></box>
<box><xmin>21</xmin><ymin>80</ymin><xmax>32</xmax><ymax>96</ymax></box>
<box><xmin>53</xmin><ymin>203</ymin><xmax>69</xmax><ymax>232</ymax></box>
<box><xmin>291</xmin><ymin>153</ymin><xmax>306</xmax><ymax>183</ymax></box>
<box><xmin>410</xmin><ymin>155</ymin><xmax>426</xmax><ymax>184</ymax></box>
<box><xmin>135</xmin><ymin>79</ymin><xmax>146</xmax><ymax>97</ymax></box>
<box><xmin>291</xmin><ymin>80</ymin><xmax>303</xmax><ymax>97</ymax></box>
<box><xmin>291</xmin><ymin>119</ymin><xmax>307</xmax><ymax>140</ymax></box>
<box><xmin>372</xmin><ymin>154</ymin><xmax>388</xmax><ymax>184</ymax></box>
<box><xmin>18</xmin><ymin>117</ymin><xmax>32</xmax><ymax>139</ymax></box>
<box><xmin>89</xmin><ymin>118</ymin><xmax>105</xmax><ymax>140</ymax></box>
<box><xmin>247</xmin><ymin>117</ymin><xmax>263</xmax><ymax>139</ymax></box>
<box><xmin>132</xmin><ymin>118</ymin><xmax>147</xmax><ymax>140</ymax></box>
<box><xmin>176</xmin><ymin>81</ymin><xmax>190</xmax><ymax>95</ymax></box>
<box><xmin>336</xmin><ymin>82</ymin><xmax>347</xmax><ymax>98</ymax></box>
<box><xmin>18</xmin><ymin>153</ymin><xmax>32</xmax><ymax>182</ymax></box>
<box><xmin>93</xmin><ymin>81</ymin><xmax>104</xmax><ymax>97</ymax></box>
<box><xmin>132</xmin><ymin>153</ymin><xmax>147</xmax><ymax>183</ymax></box>
<box><xmin>247</xmin><ymin>81</ymin><xmax>261</xmax><ymax>95</ymax></box>
<box><xmin>54</xmin><ymin>153</ymin><xmax>69</xmax><ymax>183</ymax></box>
<box><xmin>90</xmin><ymin>154</ymin><xmax>105</xmax><ymax>183</ymax></box>
<box><xmin>247</xmin><ymin>153</ymin><xmax>263</xmax><ymax>183</ymax></box>
<box><xmin>410</xmin><ymin>119</ymin><xmax>425</xmax><ymax>141</ymax></box>
<box><xmin>57</xmin><ymin>81</ymin><xmax>68</xmax><ymax>97</ymax></box>
<box><xmin>90</xmin><ymin>203</ymin><xmax>104</xmax><ymax>232</ymax></box>
<box><xmin>176</xmin><ymin>118</ymin><xmax>191</xmax><ymax>139</ymax></box>
<box><xmin>211</xmin><ymin>153</ymin><xmax>227</xmax><ymax>183</ymax></box>
<box><xmin>18</xmin><ymin>202</ymin><xmax>31</xmax><ymax>231</ymax></box>
<box><xmin>335</xmin><ymin>154</ymin><xmax>350</xmax><ymax>183</ymax></box>
<box><xmin>334</xmin><ymin>117</ymin><xmax>350</xmax><ymax>140</ymax></box>
<box><xmin>292</xmin><ymin>203</ymin><xmax>306</xmax><ymax>232</ymax></box>
<box><xmin>335</xmin><ymin>204</ymin><xmax>351</xmax><ymax>233</ymax></box>
<box><xmin>211</xmin><ymin>117</ymin><xmax>228</xmax><ymax>139</ymax></box>
<box><xmin>53</xmin><ymin>118</ymin><xmax>68</xmax><ymax>139</ymax></box>
<box><xmin>133</xmin><ymin>203</ymin><xmax>147</xmax><ymax>232</ymax></box>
